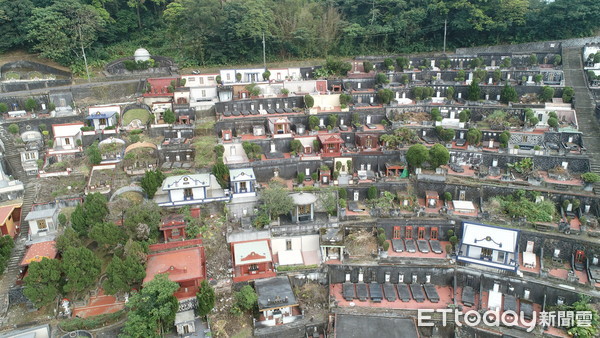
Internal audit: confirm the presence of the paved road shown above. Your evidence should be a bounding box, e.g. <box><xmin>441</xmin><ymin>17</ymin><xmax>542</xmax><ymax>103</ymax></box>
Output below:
<box><xmin>562</xmin><ymin>47</ymin><xmax>600</xmax><ymax>193</ymax></box>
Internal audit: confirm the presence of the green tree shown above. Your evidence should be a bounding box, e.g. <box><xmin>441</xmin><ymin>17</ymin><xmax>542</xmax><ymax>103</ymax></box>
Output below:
<box><xmin>501</xmin><ymin>58</ymin><xmax>511</xmax><ymax>68</ymax></box>
<box><xmin>547</xmin><ymin>117</ymin><xmax>559</xmax><ymax>128</ymax></box>
<box><xmin>103</xmin><ymin>256</ymin><xmax>146</xmax><ymax>295</ymax></box>
<box><xmin>492</xmin><ymin>69</ymin><xmax>502</xmax><ymax>83</ymax></box>
<box><xmin>262</xmin><ymin>69</ymin><xmax>271</xmax><ymax>81</ymax></box>
<box><xmin>500</xmin><ymin>84</ymin><xmax>518</xmax><ymax>103</ymax></box>
<box><xmin>62</xmin><ymin>247</ymin><xmax>101</xmax><ymax>294</ymax></box>
<box><xmin>444</xmin><ymin>192</ymin><xmax>453</xmax><ymax>202</ymax></box>
<box><xmin>55</xmin><ymin>227</ymin><xmax>81</xmax><ymax>253</ymax></box>
<box><xmin>534</xmin><ymin>74</ymin><xmax>543</xmax><ymax>84</ymax></box>
<box><xmin>25</xmin><ymin>98</ymin><xmax>37</xmax><ymax>112</ymax></box>
<box><xmin>7</xmin><ymin>124</ymin><xmax>19</xmax><ymax>134</ymax></box>
<box><xmin>446</xmin><ymin>86</ymin><xmax>455</xmax><ymax>100</ymax></box>
<box><xmin>0</xmin><ymin>236</ymin><xmax>14</xmax><ymax>274</ymax></box>
<box><xmin>363</xmin><ymin>61</ymin><xmax>373</xmax><ymax>72</ymax></box>
<box><xmin>196</xmin><ymin>279</ymin><xmax>215</xmax><ymax>317</ymax></box>
<box><xmin>235</xmin><ymin>285</ymin><xmax>258</xmax><ymax>312</ymax></box>
<box><xmin>458</xmin><ymin>109</ymin><xmax>471</xmax><ymax>122</ymax></box>
<box><xmin>529</xmin><ymin>53</ymin><xmax>538</xmax><ymax>65</ymax></box>
<box><xmin>23</xmin><ymin>258</ymin><xmax>63</xmax><ymax>308</ymax></box>
<box><xmin>429</xmin><ymin>144</ymin><xmax>450</xmax><ymax>168</ymax></box>
<box><xmin>562</xmin><ymin>87</ymin><xmax>574</xmax><ymax>103</ymax></box>
<box><xmin>581</xmin><ymin>172</ymin><xmax>600</xmax><ymax>183</ymax></box>
<box><xmin>308</xmin><ymin>115</ymin><xmax>319</xmax><ymax>130</ymax></box>
<box><xmin>141</xmin><ymin>169</ymin><xmax>166</xmax><ymax>199</ymax></box>
<box><xmin>562</xmin><ymin>295</ymin><xmax>599</xmax><ymax>338</ymax></box>
<box><xmin>396</xmin><ymin>57</ymin><xmax>409</xmax><ymax>71</ymax></box>
<box><xmin>466</xmin><ymin>128</ymin><xmax>482</xmax><ymax>145</ymax></box>
<box><xmin>367</xmin><ymin>186</ymin><xmax>378</xmax><ymax>200</ymax></box>
<box><xmin>26</xmin><ymin>0</ymin><xmax>106</xmax><ymax>64</ymax></box>
<box><xmin>467</xmin><ymin>81</ymin><xmax>480</xmax><ymax>101</ymax></box>
<box><xmin>212</xmin><ymin>160</ymin><xmax>230</xmax><ymax>189</ymax></box>
<box><xmin>0</xmin><ymin>103</ymin><xmax>7</xmax><ymax>114</ymax></box>
<box><xmin>124</xmin><ymin>202</ymin><xmax>162</xmax><ymax>241</ymax></box>
<box><xmin>86</xmin><ymin>141</ymin><xmax>102</xmax><ymax>165</ymax></box>
<box><xmin>90</xmin><ymin>222</ymin><xmax>127</xmax><ymax>249</ymax></box>
<box><xmin>70</xmin><ymin>204</ymin><xmax>87</xmax><ymax>236</ymax></box>
<box><xmin>304</xmin><ymin>94</ymin><xmax>314</xmax><ymax>108</ymax></box>
<box><xmin>438</xmin><ymin>128</ymin><xmax>455</xmax><ymax>142</ymax></box>
<box><xmin>122</xmin><ymin>274</ymin><xmax>179</xmax><ymax>337</ymax></box>
<box><xmin>84</xmin><ymin>192</ymin><xmax>109</xmax><ymax>225</ymax></box>
<box><xmin>328</xmin><ymin>114</ymin><xmax>339</xmax><ymax>128</ymax></box>
<box><xmin>260</xmin><ymin>181</ymin><xmax>294</xmax><ymax>219</ymax></box>
<box><xmin>377</xmin><ymin>89</ymin><xmax>394</xmax><ymax>104</ymax></box>
<box><xmin>406</xmin><ymin>144</ymin><xmax>429</xmax><ymax>168</ymax></box>
<box><xmin>290</xmin><ymin>139</ymin><xmax>303</xmax><ymax>154</ymax></box>
<box><xmin>540</xmin><ymin>86</ymin><xmax>555</xmax><ymax>102</ymax></box>
<box><xmin>375</xmin><ymin>72</ymin><xmax>389</xmax><ymax>85</ymax></box>
<box><xmin>499</xmin><ymin>131</ymin><xmax>510</xmax><ymax>148</ymax></box>
<box><xmin>163</xmin><ymin>109</ymin><xmax>176</xmax><ymax>124</ymax></box>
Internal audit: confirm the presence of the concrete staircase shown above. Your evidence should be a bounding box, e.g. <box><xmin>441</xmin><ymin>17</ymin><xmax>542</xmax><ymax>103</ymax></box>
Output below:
<box><xmin>562</xmin><ymin>47</ymin><xmax>600</xmax><ymax>194</ymax></box>
<box><xmin>0</xmin><ymin>127</ymin><xmax>27</xmax><ymax>182</ymax></box>
<box><xmin>0</xmin><ymin>181</ymin><xmax>38</xmax><ymax>320</ymax></box>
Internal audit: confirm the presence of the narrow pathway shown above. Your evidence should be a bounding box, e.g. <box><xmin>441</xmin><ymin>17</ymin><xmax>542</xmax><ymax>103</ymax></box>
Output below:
<box><xmin>562</xmin><ymin>47</ymin><xmax>600</xmax><ymax>194</ymax></box>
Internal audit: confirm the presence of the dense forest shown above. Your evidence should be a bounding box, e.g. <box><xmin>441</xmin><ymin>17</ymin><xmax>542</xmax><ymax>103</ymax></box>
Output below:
<box><xmin>0</xmin><ymin>0</ymin><xmax>599</xmax><ymax>73</ymax></box>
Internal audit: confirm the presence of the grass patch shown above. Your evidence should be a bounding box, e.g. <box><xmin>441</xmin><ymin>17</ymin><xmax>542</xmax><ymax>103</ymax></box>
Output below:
<box><xmin>122</xmin><ymin>109</ymin><xmax>150</xmax><ymax>126</ymax></box>
<box><xmin>4</xmin><ymin>72</ymin><xmax>20</xmax><ymax>80</ymax></box>
<box><xmin>59</xmin><ymin>310</ymin><xmax>126</xmax><ymax>331</ymax></box>
<box><xmin>194</xmin><ymin>136</ymin><xmax>217</xmax><ymax>168</ymax></box>
<box><xmin>277</xmin><ymin>264</ymin><xmax>319</xmax><ymax>272</ymax></box>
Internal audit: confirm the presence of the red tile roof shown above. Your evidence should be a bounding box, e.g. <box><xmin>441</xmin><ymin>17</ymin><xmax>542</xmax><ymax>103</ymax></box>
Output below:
<box><xmin>144</xmin><ymin>246</ymin><xmax>205</xmax><ymax>284</ymax></box>
<box><xmin>143</xmin><ymin>77</ymin><xmax>178</xmax><ymax>97</ymax></box>
<box><xmin>0</xmin><ymin>205</ymin><xmax>16</xmax><ymax>225</ymax></box>
<box><xmin>21</xmin><ymin>241</ymin><xmax>57</xmax><ymax>266</ymax></box>
<box><xmin>317</xmin><ymin>133</ymin><xmax>344</xmax><ymax>144</ymax></box>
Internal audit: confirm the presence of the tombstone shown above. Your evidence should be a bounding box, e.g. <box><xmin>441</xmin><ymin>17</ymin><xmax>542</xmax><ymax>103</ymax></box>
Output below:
<box><xmin>345</xmin><ymin>272</ymin><xmax>351</xmax><ymax>282</ymax></box>
<box><xmin>276</xmin><ymin>103</ymin><xmax>280</xmax><ymax>109</ymax></box>
<box><xmin>485</xmin><ymin>94</ymin><xmax>489</xmax><ymax>100</ymax></box>
<box><xmin>496</xmin><ymin>94</ymin><xmax>501</xmax><ymax>101</ymax></box>
<box><xmin>186</xmin><ymin>154</ymin><xmax>191</xmax><ymax>161</ymax></box>
<box><xmin>491</xmin><ymin>60</ymin><xmax>496</xmax><ymax>67</ymax></box>
<box><xmin>369</xmin><ymin>97</ymin><xmax>374</xmax><ymax>104</ymax></box>
<box><xmin>457</xmin><ymin>93</ymin><xmax>462</xmax><ymax>99</ymax></box>
<box><xmin>459</xmin><ymin>60</ymin><xmax>464</xmax><ymax>68</ymax></box>
<box><xmin>41</xmin><ymin>103</ymin><xmax>46</xmax><ymax>110</ymax></box>
<box><xmin>585</xmin><ymin>205</ymin><xmax>591</xmax><ymax>213</ymax></box>
<box><xmin>459</xmin><ymin>190</ymin><xmax>466</xmax><ymax>200</ymax></box>
<box><xmin>488</xmin><ymin>78</ymin><xmax>493</xmax><ymax>84</ymax></box>
<box><xmin>506</xmin><ymin>74</ymin><xmax>510</xmax><ymax>80</ymax></box>
<box><xmin>284</xmin><ymin>101</ymin><xmax>288</xmax><ymax>108</ymax></box>
<box><xmin>492</xmin><ymin>158</ymin><xmax>498</xmax><ymax>167</ymax></box>
<box><xmin>385</xmin><ymin>272</ymin><xmax>390</xmax><ymax>283</ymax></box>
<box><xmin>340</xmin><ymin>118</ymin><xmax>344</xmax><ymax>126</ymax></box>
<box><xmin>430</xmin><ymin>60</ymin><xmax>436</xmax><ymax>68</ymax></box>
<box><xmin>425</xmin><ymin>275</ymin><xmax>431</xmax><ymax>283</ymax></box>
<box><xmin>175</xmin><ymin>155</ymin><xmax>181</xmax><ymax>161</ymax></box>
<box><xmin>412</xmin><ymin>74</ymin><xmax>416</xmax><ymax>80</ymax></box>
<box><xmin>450</xmin><ymin>111</ymin><xmax>455</xmax><ymax>119</ymax></box>
<box><xmin>493</xmin><ymin>283</ymin><xmax>500</xmax><ymax>292</ymax></box>
<box><xmin>566</xmin><ymin>203</ymin><xmax>573</xmax><ymax>212</ymax></box>
<box><xmin>527</xmin><ymin>76</ymin><xmax>533</xmax><ymax>82</ymax></box>
<box><xmin>568</xmin><ymin>136</ymin><xmax>573</xmax><ymax>143</ymax></box>
<box><xmin>468</xmin><ymin>72</ymin><xmax>473</xmax><ymax>81</ymax></box>
<box><xmin>415</xmin><ymin>167</ymin><xmax>422</xmax><ymax>174</ymax></box>
<box><xmin>402</xmin><ymin>92</ymin><xmax>406</xmax><ymax>99</ymax></box>
<box><xmin>259</xmin><ymin>104</ymin><xmax>264</xmax><ymax>110</ymax></box>
<box><xmin>436</xmin><ymin>91</ymin><xmax>441</xmax><ymax>98</ymax></box>
<box><xmin>366</xmin><ymin>163</ymin><xmax>371</xmax><ymax>171</ymax></box>
<box><xmin>358</xmin><ymin>269</ymin><xmax>364</xmax><ymax>282</ymax></box>
<box><xmin>366</xmin><ymin>115</ymin><xmax>372</xmax><ymax>124</ymax></box>
<box><xmin>305</xmin><ymin>168</ymin><xmax>310</xmax><ymax>176</ymax></box>
<box><xmin>230</xmin><ymin>146</ymin><xmax>236</xmax><ymax>156</ymax></box>
<box><xmin>250</xmin><ymin>104</ymin><xmax>255</xmax><ymax>110</ymax></box>
<box><xmin>270</xmin><ymin>143</ymin><xmax>276</xmax><ymax>153</ymax></box>
<box><xmin>398</xmin><ymin>273</ymin><xmax>404</xmax><ymax>283</ymax></box>
<box><xmin>357</xmin><ymin>82</ymin><xmax>362</xmax><ymax>89</ymax></box>
<box><xmin>459</xmin><ymin>131</ymin><xmax>465</xmax><ymax>139</ymax></box>
<box><xmin>395</xmin><ymin>92</ymin><xmax>400</xmax><ymax>99</ymax></box>
<box><xmin>412</xmin><ymin>274</ymin><xmax>418</xmax><ymax>284</ymax></box>
<box><xmin>489</xmin><ymin>140</ymin><xmax>494</xmax><ymax>148</ymax></box>
<box><xmin>319</xmin><ymin>118</ymin><xmax>325</xmax><ymax>126</ymax></box>
<box><xmin>562</xmin><ymin>161</ymin><xmax>568</xmax><ymax>170</ymax></box>
<box><xmin>274</xmin><ymin>169</ymin><xmax>280</xmax><ymax>177</ymax></box>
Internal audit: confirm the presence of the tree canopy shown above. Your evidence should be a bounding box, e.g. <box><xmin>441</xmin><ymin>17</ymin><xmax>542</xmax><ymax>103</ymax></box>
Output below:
<box><xmin>406</xmin><ymin>144</ymin><xmax>429</xmax><ymax>168</ymax></box>
<box><xmin>141</xmin><ymin>169</ymin><xmax>165</xmax><ymax>199</ymax></box>
<box><xmin>62</xmin><ymin>246</ymin><xmax>102</xmax><ymax>295</ymax></box>
<box><xmin>103</xmin><ymin>256</ymin><xmax>146</xmax><ymax>295</ymax></box>
<box><xmin>259</xmin><ymin>181</ymin><xmax>294</xmax><ymax>219</ymax></box>
<box><xmin>196</xmin><ymin>279</ymin><xmax>215</xmax><ymax>317</ymax></box>
<box><xmin>23</xmin><ymin>258</ymin><xmax>63</xmax><ymax>308</ymax></box>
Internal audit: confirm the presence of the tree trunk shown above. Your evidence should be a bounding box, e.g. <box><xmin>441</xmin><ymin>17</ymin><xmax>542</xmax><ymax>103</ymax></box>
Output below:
<box><xmin>136</xmin><ymin>5</ymin><xmax>142</xmax><ymax>29</ymax></box>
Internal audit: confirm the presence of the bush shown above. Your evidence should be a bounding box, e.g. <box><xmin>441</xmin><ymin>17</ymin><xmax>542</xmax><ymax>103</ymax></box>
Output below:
<box><xmin>382</xmin><ymin>241</ymin><xmax>390</xmax><ymax>251</ymax></box>
<box><xmin>297</xmin><ymin>172</ymin><xmax>306</xmax><ymax>184</ymax></box>
<box><xmin>582</xmin><ymin>172</ymin><xmax>600</xmax><ymax>183</ymax></box>
<box><xmin>540</xmin><ymin>86</ymin><xmax>555</xmax><ymax>102</ymax></box>
<box><xmin>8</xmin><ymin>124</ymin><xmax>19</xmax><ymax>134</ymax></box>
<box><xmin>59</xmin><ymin>310</ymin><xmax>126</xmax><ymax>332</ymax></box>
<box><xmin>562</xmin><ymin>87</ymin><xmax>574</xmax><ymax>103</ymax></box>
<box><xmin>547</xmin><ymin>117</ymin><xmax>559</xmax><ymax>128</ymax></box>
<box><xmin>304</xmin><ymin>94</ymin><xmax>315</xmax><ymax>109</ymax></box>
<box><xmin>363</xmin><ymin>61</ymin><xmax>373</xmax><ymax>72</ymax></box>
<box><xmin>375</xmin><ymin>73</ymin><xmax>389</xmax><ymax>85</ymax></box>
<box><xmin>25</xmin><ymin>98</ymin><xmax>37</xmax><ymax>112</ymax></box>
<box><xmin>0</xmin><ymin>103</ymin><xmax>8</xmax><ymax>113</ymax></box>
<box><xmin>367</xmin><ymin>186</ymin><xmax>378</xmax><ymax>200</ymax></box>
<box><xmin>444</xmin><ymin>192</ymin><xmax>452</xmax><ymax>201</ymax></box>
<box><xmin>377</xmin><ymin>89</ymin><xmax>394</xmax><ymax>104</ymax></box>
<box><xmin>338</xmin><ymin>188</ymin><xmax>347</xmax><ymax>200</ymax></box>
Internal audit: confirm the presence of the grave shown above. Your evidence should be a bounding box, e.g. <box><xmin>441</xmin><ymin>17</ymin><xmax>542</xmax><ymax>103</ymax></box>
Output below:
<box><xmin>396</xmin><ymin>283</ymin><xmax>411</xmax><ymax>302</ymax></box>
<box><xmin>383</xmin><ymin>283</ymin><xmax>397</xmax><ymax>302</ymax></box>
<box><xmin>423</xmin><ymin>284</ymin><xmax>440</xmax><ymax>303</ymax></box>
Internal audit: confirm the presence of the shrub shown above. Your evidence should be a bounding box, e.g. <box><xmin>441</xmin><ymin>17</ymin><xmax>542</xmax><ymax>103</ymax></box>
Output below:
<box><xmin>581</xmin><ymin>172</ymin><xmax>600</xmax><ymax>183</ymax></box>
<box><xmin>297</xmin><ymin>173</ymin><xmax>306</xmax><ymax>184</ymax></box>
<box><xmin>367</xmin><ymin>186</ymin><xmax>378</xmax><ymax>200</ymax></box>
<box><xmin>8</xmin><ymin>124</ymin><xmax>19</xmax><ymax>134</ymax></box>
<box><xmin>382</xmin><ymin>241</ymin><xmax>390</xmax><ymax>251</ymax></box>
<box><xmin>25</xmin><ymin>98</ymin><xmax>37</xmax><ymax>112</ymax></box>
<box><xmin>444</xmin><ymin>192</ymin><xmax>452</xmax><ymax>201</ymax></box>
<box><xmin>304</xmin><ymin>94</ymin><xmax>315</xmax><ymax>109</ymax></box>
<box><xmin>280</xmin><ymin>88</ymin><xmax>289</xmax><ymax>95</ymax></box>
<box><xmin>562</xmin><ymin>87</ymin><xmax>574</xmax><ymax>103</ymax></box>
<box><xmin>363</xmin><ymin>61</ymin><xmax>373</xmax><ymax>72</ymax></box>
<box><xmin>0</xmin><ymin>103</ymin><xmax>8</xmax><ymax>113</ymax></box>
<box><xmin>375</xmin><ymin>73</ymin><xmax>389</xmax><ymax>85</ymax></box>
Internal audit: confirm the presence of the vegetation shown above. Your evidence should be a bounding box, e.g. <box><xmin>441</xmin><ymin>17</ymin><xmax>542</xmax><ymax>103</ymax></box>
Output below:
<box><xmin>122</xmin><ymin>274</ymin><xmax>179</xmax><ymax>337</ymax></box>
<box><xmin>242</xmin><ymin>141</ymin><xmax>263</xmax><ymax>160</ymax></box>
<box><xmin>492</xmin><ymin>190</ymin><xmax>557</xmax><ymax>222</ymax></box>
<box><xmin>0</xmin><ymin>103</ymin><xmax>8</xmax><ymax>113</ymax></box>
<box><xmin>562</xmin><ymin>86</ymin><xmax>575</xmax><ymax>103</ymax></box>
<box><xmin>196</xmin><ymin>280</ymin><xmax>215</xmax><ymax>317</ymax></box>
<box><xmin>25</xmin><ymin>98</ymin><xmax>37</xmax><ymax>112</ymax></box>
<box><xmin>428</xmin><ymin>144</ymin><xmax>450</xmax><ymax>168</ymax></box>
<box><xmin>23</xmin><ymin>258</ymin><xmax>63</xmax><ymax>308</ymax></box>
<box><xmin>71</xmin><ymin>193</ymin><xmax>109</xmax><ymax>236</ymax></box>
<box><xmin>234</xmin><ymin>285</ymin><xmax>258</xmax><ymax>313</ymax></box>
<box><xmin>559</xmin><ymin>295</ymin><xmax>599</xmax><ymax>338</ymax></box>
<box><xmin>162</xmin><ymin>109</ymin><xmax>176</xmax><ymax>124</ymax></box>
<box><xmin>377</xmin><ymin>89</ymin><xmax>394</xmax><ymax>104</ymax></box>
<box><xmin>500</xmin><ymin>84</ymin><xmax>518</xmax><ymax>103</ymax></box>
<box><xmin>467</xmin><ymin>81</ymin><xmax>480</xmax><ymax>101</ymax></box>
<box><xmin>212</xmin><ymin>160</ymin><xmax>230</xmax><ymax>189</ymax></box>
<box><xmin>0</xmin><ymin>235</ymin><xmax>14</xmax><ymax>274</ymax></box>
<box><xmin>581</xmin><ymin>172</ymin><xmax>600</xmax><ymax>183</ymax></box>
<box><xmin>367</xmin><ymin>186</ymin><xmax>378</xmax><ymax>200</ymax></box>
<box><xmin>59</xmin><ymin>310</ymin><xmax>126</xmax><ymax>332</ymax></box>
<box><xmin>141</xmin><ymin>169</ymin><xmax>166</xmax><ymax>199</ymax></box>
<box><xmin>86</xmin><ymin>141</ymin><xmax>102</xmax><ymax>165</ymax></box>
<box><xmin>406</xmin><ymin>144</ymin><xmax>429</xmax><ymax>168</ymax></box>
<box><xmin>304</xmin><ymin>94</ymin><xmax>315</xmax><ymax>109</ymax></box>
<box><xmin>103</xmin><ymin>256</ymin><xmax>146</xmax><ymax>295</ymax></box>
<box><xmin>62</xmin><ymin>246</ymin><xmax>102</xmax><ymax>294</ymax></box>
<box><xmin>466</xmin><ymin>128</ymin><xmax>482</xmax><ymax>146</ymax></box>
<box><xmin>122</xmin><ymin>109</ymin><xmax>150</xmax><ymax>126</ymax></box>
<box><xmin>540</xmin><ymin>86</ymin><xmax>555</xmax><ymax>102</ymax></box>
<box><xmin>8</xmin><ymin>124</ymin><xmax>19</xmax><ymax>134</ymax></box>
<box><xmin>260</xmin><ymin>181</ymin><xmax>294</xmax><ymax>219</ymax></box>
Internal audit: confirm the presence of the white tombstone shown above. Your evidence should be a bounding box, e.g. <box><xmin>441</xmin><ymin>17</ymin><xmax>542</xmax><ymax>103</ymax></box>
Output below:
<box><xmin>270</xmin><ymin>143</ymin><xmax>276</xmax><ymax>153</ymax></box>
<box><xmin>402</xmin><ymin>92</ymin><xmax>406</xmax><ymax>99</ymax></box>
<box><xmin>426</xmin><ymin>275</ymin><xmax>431</xmax><ymax>283</ymax></box>
<box><xmin>276</xmin><ymin>103</ymin><xmax>280</xmax><ymax>109</ymax></box>
<box><xmin>412</xmin><ymin>74</ymin><xmax>416</xmax><ymax>80</ymax></box>
<box><xmin>457</xmin><ymin>93</ymin><xmax>462</xmax><ymax>99</ymax></box>
<box><xmin>422</xmin><ymin>130</ymin><xmax>426</xmax><ymax>136</ymax></box>
<box><xmin>398</xmin><ymin>274</ymin><xmax>404</xmax><ymax>283</ymax></box>
<box><xmin>319</xmin><ymin>118</ymin><xmax>324</xmax><ymax>126</ymax></box>
<box><xmin>358</xmin><ymin>270</ymin><xmax>364</xmax><ymax>282</ymax></box>
<box><xmin>340</xmin><ymin>118</ymin><xmax>344</xmax><ymax>126</ymax></box>
<box><xmin>412</xmin><ymin>274</ymin><xmax>418</xmax><ymax>284</ymax></box>
<box><xmin>357</xmin><ymin>82</ymin><xmax>362</xmax><ymax>89</ymax></box>
<box><xmin>492</xmin><ymin>159</ymin><xmax>498</xmax><ymax>167</ymax></box>
<box><xmin>528</xmin><ymin>75</ymin><xmax>533</xmax><ymax>82</ymax></box>
<box><xmin>436</xmin><ymin>91</ymin><xmax>441</xmax><ymax>98</ymax></box>
<box><xmin>385</xmin><ymin>272</ymin><xmax>390</xmax><ymax>282</ymax></box>
<box><xmin>562</xmin><ymin>161</ymin><xmax>568</xmax><ymax>169</ymax></box>
<box><xmin>488</xmin><ymin>78</ymin><xmax>493</xmax><ymax>84</ymax></box>
<box><xmin>305</xmin><ymin>168</ymin><xmax>310</xmax><ymax>176</ymax></box>
<box><xmin>450</xmin><ymin>111</ymin><xmax>455</xmax><ymax>119</ymax></box>
<box><xmin>395</xmin><ymin>92</ymin><xmax>400</xmax><ymax>99</ymax></box>
<box><xmin>485</xmin><ymin>94</ymin><xmax>489</xmax><ymax>100</ymax></box>
<box><xmin>496</xmin><ymin>95</ymin><xmax>501</xmax><ymax>101</ymax></box>
<box><xmin>507</xmin><ymin>74</ymin><xmax>511</xmax><ymax>80</ymax></box>
<box><xmin>491</xmin><ymin>60</ymin><xmax>496</xmax><ymax>67</ymax></box>
<box><xmin>366</xmin><ymin>163</ymin><xmax>371</xmax><ymax>171</ymax></box>
<box><xmin>568</xmin><ymin>136</ymin><xmax>573</xmax><ymax>143</ymax></box>
<box><xmin>369</xmin><ymin>97</ymin><xmax>374</xmax><ymax>104</ymax></box>
<box><xmin>345</xmin><ymin>273</ymin><xmax>351</xmax><ymax>282</ymax></box>
<box><xmin>366</xmin><ymin>115</ymin><xmax>372</xmax><ymax>124</ymax></box>
<box><xmin>259</xmin><ymin>104</ymin><xmax>264</xmax><ymax>110</ymax></box>
<box><xmin>489</xmin><ymin>140</ymin><xmax>494</xmax><ymax>148</ymax></box>
<box><xmin>284</xmin><ymin>102</ymin><xmax>288</xmax><ymax>108</ymax></box>
<box><xmin>430</xmin><ymin>60</ymin><xmax>436</xmax><ymax>68</ymax></box>
<box><xmin>354</xmin><ymin>191</ymin><xmax>359</xmax><ymax>201</ymax></box>
<box><xmin>250</xmin><ymin>104</ymin><xmax>254</xmax><ymax>110</ymax></box>
<box><xmin>459</xmin><ymin>131</ymin><xmax>464</xmax><ymax>139</ymax></box>
<box><xmin>585</xmin><ymin>205</ymin><xmax>591</xmax><ymax>213</ymax></box>
<box><xmin>468</xmin><ymin>72</ymin><xmax>473</xmax><ymax>81</ymax></box>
